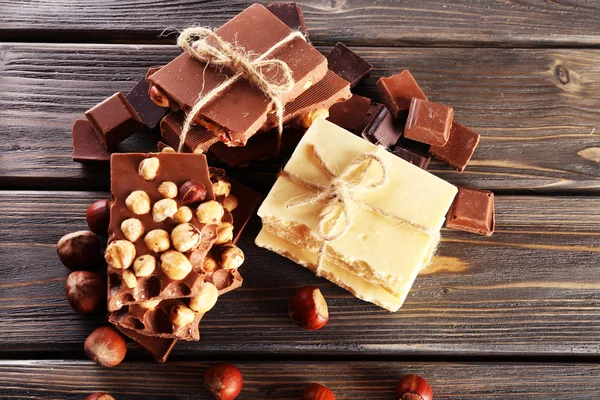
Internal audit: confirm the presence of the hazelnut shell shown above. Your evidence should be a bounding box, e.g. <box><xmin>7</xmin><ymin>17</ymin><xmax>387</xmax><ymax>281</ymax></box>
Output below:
<box><xmin>204</xmin><ymin>363</ymin><xmax>243</xmax><ymax>400</ymax></box>
<box><xmin>56</xmin><ymin>231</ymin><xmax>103</xmax><ymax>271</ymax></box>
<box><xmin>289</xmin><ymin>286</ymin><xmax>329</xmax><ymax>331</ymax></box>
<box><xmin>65</xmin><ymin>271</ymin><xmax>106</xmax><ymax>314</ymax></box>
<box><xmin>84</xmin><ymin>326</ymin><xmax>127</xmax><ymax>367</ymax></box>
<box><xmin>180</xmin><ymin>180</ymin><xmax>207</xmax><ymax>206</ymax></box>
<box><xmin>394</xmin><ymin>374</ymin><xmax>433</xmax><ymax>400</ymax></box>
<box><xmin>86</xmin><ymin>394</ymin><xmax>116</xmax><ymax>400</ymax></box>
<box><xmin>86</xmin><ymin>200</ymin><xmax>111</xmax><ymax>236</ymax></box>
<box><xmin>301</xmin><ymin>383</ymin><xmax>336</xmax><ymax>400</ymax></box>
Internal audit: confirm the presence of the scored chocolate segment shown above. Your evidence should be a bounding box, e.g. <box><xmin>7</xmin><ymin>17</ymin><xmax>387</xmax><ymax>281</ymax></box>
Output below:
<box><xmin>326</xmin><ymin>42</ymin><xmax>373</xmax><ymax>88</ymax></box>
<box><xmin>327</xmin><ymin>94</ymin><xmax>372</xmax><ymax>134</ymax></box>
<box><xmin>429</xmin><ymin>121</ymin><xmax>481</xmax><ymax>172</ymax></box>
<box><xmin>85</xmin><ymin>92</ymin><xmax>143</xmax><ymax>150</ymax></box>
<box><xmin>377</xmin><ymin>70</ymin><xmax>428</xmax><ymax>119</ymax></box>
<box><xmin>125</xmin><ymin>69</ymin><xmax>169</xmax><ymax>130</ymax></box>
<box><xmin>446</xmin><ymin>186</ymin><xmax>495</xmax><ymax>236</ymax></box>
<box><xmin>404</xmin><ymin>98</ymin><xmax>454</xmax><ymax>147</ymax></box>
<box><xmin>72</xmin><ymin>119</ymin><xmax>110</xmax><ymax>164</ymax></box>
<box><xmin>160</xmin><ymin>111</ymin><xmax>219</xmax><ymax>153</ymax></box>
<box><xmin>266</xmin><ymin>2</ymin><xmax>310</xmax><ymax>41</ymax></box>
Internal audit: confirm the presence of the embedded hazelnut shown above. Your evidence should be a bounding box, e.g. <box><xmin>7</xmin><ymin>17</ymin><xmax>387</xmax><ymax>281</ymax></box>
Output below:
<box><xmin>149</xmin><ymin>85</ymin><xmax>170</xmax><ymax>108</ymax></box>
<box><xmin>300</xmin><ymin>108</ymin><xmax>329</xmax><ymax>128</ymax></box>
<box><xmin>180</xmin><ymin>180</ymin><xmax>207</xmax><ymax>206</ymax></box>
<box><xmin>122</xmin><ymin>269</ymin><xmax>138</xmax><ymax>289</ymax></box>
<box><xmin>125</xmin><ymin>190</ymin><xmax>151</xmax><ymax>215</ymax></box>
<box><xmin>212</xmin><ymin>178</ymin><xmax>231</xmax><ymax>198</ymax></box>
<box><xmin>189</xmin><ymin>282</ymin><xmax>219</xmax><ymax>313</ymax></box>
<box><xmin>158</xmin><ymin>181</ymin><xmax>178</xmax><ymax>198</ymax></box>
<box><xmin>160</xmin><ymin>145</ymin><xmax>176</xmax><ymax>153</ymax></box>
<box><xmin>140</xmin><ymin>299</ymin><xmax>161</xmax><ymax>309</ymax></box>
<box><xmin>202</xmin><ymin>255</ymin><xmax>218</xmax><ymax>273</ymax></box>
<box><xmin>138</xmin><ymin>157</ymin><xmax>160</xmax><ymax>180</ymax></box>
<box><xmin>56</xmin><ymin>231</ymin><xmax>103</xmax><ymax>271</ymax></box>
<box><xmin>133</xmin><ymin>255</ymin><xmax>156</xmax><ymax>277</ymax></box>
<box><xmin>121</xmin><ymin>218</ymin><xmax>144</xmax><ymax>242</ymax></box>
<box><xmin>65</xmin><ymin>271</ymin><xmax>106</xmax><ymax>314</ymax></box>
<box><xmin>144</xmin><ymin>229</ymin><xmax>171</xmax><ymax>253</ymax></box>
<box><xmin>289</xmin><ymin>286</ymin><xmax>329</xmax><ymax>331</ymax></box>
<box><xmin>215</xmin><ymin>222</ymin><xmax>234</xmax><ymax>245</ymax></box>
<box><xmin>84</xmin><ymin>326</ymin><xmax>127</xmax><ymax>367</ymax></box>
<box><xmin>196</xmin><ymin>201</ymin><xmax>224</xmax><ymax>224</ymax></box>
<box><xmin>85</xmin><ymin>394</ymin><xmax>115</xmax><ymax>400</ymax></box>
<box><xmin>204</xmin><ymin>363</ymin><xmax>243</xmax><ymax>400</ymax></box>
<box><xmin>222</xmin><ymin>195</ymin><xmax>238</xmax><ymax>212</ymax></box>
<box><xmin>170</xmin><ymin>304</ymin><xmax>196</xmax><ymax>326</ymax></box>
<box><xmin>301</xmin><ymin>383</ymin><xmax>336</xmax><ymax>400</ymax></box>
<box><xmin>160</xmin><ymin>250</ymin><xmax>192</xmax><ymax>280</ymax></box>
<box><xmin>105</xmin><ymin>240</ymin><xmax>136</xmax><ymax>269</ymax></box>
<box><xmin>86</xmin><ymin>199</ymin><xmax>110</xmax><ymax>236</ymax></box>
<box><xmin>220</xmin><ymin>244</ymin><xmax>244</xmax><ymax>270</ymax></box>
<box><xmin>171</xmin><ymin>223</ymin><xmax>201</xmax><ymax>253</ymax></box>
<box><xmin>394</xmin><ymin>374</ymin><xmax>432</xmax><ymax>400</ymax></box>
<box><xmin>152</xmin><ymin>198</ymin><xmax>178</xmax><ymax>223</ymax></box>
<box><xmin>174</xmin><ymin>206</ymin><xmax>193</xmax><ymax>223</ymax></box>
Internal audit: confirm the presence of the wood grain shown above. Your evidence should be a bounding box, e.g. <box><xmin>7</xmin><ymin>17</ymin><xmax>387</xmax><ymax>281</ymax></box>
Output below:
<box><xmin>3</xmin><ymin>0</ymin><xmax>600</xmax><ymax>47</ymax></box>
<box><xmin>1</xmin><ymin>43</ymin><xmax>600</xmax><ymax>193</ymax></box>
<box><xmin>2</xmin><ymin>360</ymin><xmax>600</xmax><ymax>399</ymax></box>
<box><xmin>1</xmin><ymin>191</ymin><xmax>599</xmax><ymax>357</ymax></box>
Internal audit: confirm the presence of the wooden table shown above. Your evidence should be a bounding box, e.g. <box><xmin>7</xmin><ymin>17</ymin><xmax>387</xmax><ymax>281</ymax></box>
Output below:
<box><xmin>1</xmin><ymin>1</ymin><xmax>600</xmax><ymax>398</ymax></box>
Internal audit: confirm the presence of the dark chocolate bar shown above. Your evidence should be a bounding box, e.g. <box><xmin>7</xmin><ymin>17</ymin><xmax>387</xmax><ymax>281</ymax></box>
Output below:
<box><xmin>326</xmin><ymin>42</ymin><xmax>373</xmax><ymax>88</ymax></box>
<box><xmin>362</xmin><ymin>106</ymin><xmax>403</xmax><ymax>148</ymax></box>
<box><xmin>267</xmin><ymin>2</ymin><xmax>310</xmax><ymax>41</ymax></box>
<box><xmin>429</xmin><ymin>121</ymin><xmax>480</xmax><ymax>172</ymax></box>
<box><xmin>392</xmin><ymin>146</ymin><xmax>430</xmax><ymax>170</ymax></box>
<box><xmin>72</xmin><ymin>119</ymin><xmax>110</xmax><ymax>164</ymax></box>
<box><xmin>377</xmin><ymin>70</ymin><xmax>428</xmax><ymax>119</ymax></box>
<box><xmin>126</xmin><ymin>68</ymin><xmax>169</xmax><ymax>130</ymax></box>
<box><xmin>446</xmin><ymin>186</ymin><xmax>495</xmax><ymax>236</ymax></box>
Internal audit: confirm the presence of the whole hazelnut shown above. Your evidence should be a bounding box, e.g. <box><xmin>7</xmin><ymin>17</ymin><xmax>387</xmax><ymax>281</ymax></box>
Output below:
<box><xmin>301</xmin><ymin>383</ymin><xmax>336</xmax><ymax>400</ymax></box>
<box><xmin>144</xmin><ymin>229</ymin><xmax>171</xmax><ymax>253</ymax></box>
<box><xmin>220</xmin><ymin>244</ymin><xmax>244</xmax><ymax>270</ymax></box>
<box><xmin>140</xmin><ymin>299</ymin><xmax>161</xmax><ymax>309</ymax></box>
<box><xmin>202</xmin><ymin>255</ymin><xmax>218</xmax><ymax>273</ymax></box>
<box><xmin>138</xmin><ymin>157</ymin><xmax>160</xmax><ymax>181</ymax></box>
<box><xmin>171</xmin><ymin>223</ymin><xmax>201</xmax><ymax>253</ymax></box>
<box><xmin>85</xmin><ymin>394</ymin><xmax>115</xmax><ymax>400</ymax></box>
<box><xmin>189</xmin><ymin>282</ymin><xmax>219</xmax><ymax>313</ymax></box>
<box><xmin>394</xmin><ymin>374</ymin><xmax>432</xmax><ymax>400</ymax></box>
<box><xmin>105</xmin><ymin>240</ymin><xmax>136</xmax><ymax>269</ymax></box>
<box><xmin>121</xmin><ymin>218</ymin><xmax>144</xmax><ymax>242</ymax></box>
<box><xmin>289</xmin><ymin>286</ymin><xmax>329</xmax><ymax>331</ymax></box>
<box><xmin>133</xmin><ymin>255</ymin><xmax>156</xmax><ymax>277</ymax></box>
<box><xmin>122</xmin><ymin>269</ymin><xmax>138</xmax><ymax>289</ymax></box>
<box><xmin>149</xmin><ymin>85</ymin><xmax>170</xmax><ymax>108</ymax></box>
<box><xmin>215</xmin><ymin>222</ymin><xmax>234</xmax><ymax>245</ymax></box>
<box><xmin>170</xmin><ymin>304</ymin><xmax>196</xmax><ymax>326</ymax></box>
<box><xmin>222</xmin><ymin>195</ymin><xmax>238</xmax><ymax>212</ymax></box>
<box><xmin>212</xmin><ymin>179</ymin><xmax>231</xmax><ymax>198</ymax></box>
<box><xmin>204</xmin><ymin>363</ymin><xmax>243</xmax><ymax>400</ymax></box>
<box><xmin>152</xmin><ymin>198</ymin><xmax>178</xmax><ymax>223</ymax></box>
<box><xmin>57</xmin><ymin>231</ymin><xmax>103</xmax><ymax>271</ymax></box>
<box><xmin>160</xmin><ymin>250</ymin><xmax>192</xmax><ymax>280</ymax></box>
<box><xmin>180</xmin><ymin>180</ymin><xmax>207</xmax><ymax>206</ymax></box>
<box><xmin>65</xmin><ymin>271</ymin><xmax>106</xmax><ymax>314</ymax></box>
<box><xmin>84</xmin><ymin>326</ymin><xmax>127</xmax><ymax>367</ymax></box>
<box><xmin>158</xmin><ymin>181</ymin><xmax>178</xmax><ymax>198</ymax></box>
<box><xmin>86</xmin><ymin>200</ymin><xmax>110</xmax><ymax>236</ymax></box>
<box><xmin>125</xmin><ymin>190</ymin><xmax>151</xmax><ymax>215</ymax></box>
<box><xmin>174</xmin><ymin>206</ymin><xmax>193</xmax><ymax>223</ymax></box>
<box><xmin>196</xmin><ymin>201</ymin><xmax>224</xmax><ymax>224</ymax></box>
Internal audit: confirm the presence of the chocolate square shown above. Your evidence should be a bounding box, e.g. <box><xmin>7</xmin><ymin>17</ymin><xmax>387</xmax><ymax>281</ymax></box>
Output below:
<box><xmin>377</xmin><ymin>70</ymin><xmax>428</xmax><ymax>119</ymax></box>
<box><xmin>327</xmin><ymin>94</ymin><xmax>372</xmax><ymax>134</ymax></box>
<box><xmin>362</xmin><ymin>106</ymin><xmax>403</xmax><ymax>148</ymax></box>
<box><xmin>446</xmin><ymin>186</ymin><xmax>495</xmax><ymax>236</ymax></box>
<box><xmin>125</xmin><ymin>72</ymin><xmax>169</xmax><ymax>130</ymax></box>
<box><xmin>71</xmin><ymin>119</ymin><xmax>110</xmax><ymax>164</ymax></box>
<box><xmin>85</xmin><ymin>92</ymin><xmax>143</xmax><ymax>150</ymax></box>
<box><xmin>326</xmin><ymin>42</ymin><xmax>373</xmax><ymax>88</ymax></box>
<box><xmin>267</xmin><ymin>2</ymin><xmax>309</xmax><ymax>41</ymax></box>
<box><xmin>392</xmin><ymin>146</ymin><xmax>430</xmax><ymax>169</ymax></box>
<box><xmin>429</xmin><ymin>121</ymin><xmax>480</xmax><ymax>172</ymax></box>
<box><xmin>404</xmin><ymin>98</ymin><xmax>454</xmax><ymax>147</ymax></box>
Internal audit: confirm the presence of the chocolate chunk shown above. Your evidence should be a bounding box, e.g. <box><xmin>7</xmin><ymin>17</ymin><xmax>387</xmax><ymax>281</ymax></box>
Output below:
<box><xmin>404</xmin><ymin>98</ymin><xmax>454</xmax><ymax>147</ymax></box>
<box><xmin>327</xmin><ymin>94</ymin><xmax>372</xmax><ymax>134</ymax></box>
<box><xmin>377</xmin><ymin>70</ymin><xmax>428</xmax><ymax>119</ymax></box>
<box><xmin>228</xmin><ymin>179</ymin><xmax>262</xmax><ymax>244</ymax></box>
<box><xmin>72</xmin><ymin>119</ymin><xmax>110</xmax><ymax>164</ymax></box>
<box><xmin>362</xmin><ymin>106</ymin><xmax>403</xmax><ymax>148</ymax></box>
<box><xmin>115</xmin><ymin>326</ymin><xmax>177</xmax><ymax>363</ymax></box>
<box><xmin>160</xmin><ymin>111</ymin><xmax>219</xmax><ymax>153</ymax></box>
<box><xmin>429</xmin><ymin>121</ymin><xmax>480</xmax><ymax>172</ymax></box>
<box><xmin>326</xmin><ymin>42</ymin><xmax>373</xmax><ymax>88</ymax></box>
<box><xmin>392</xmin><ymin>146</ymin><xmax>430</xmax><ymax>169</ymax></box>
<box><xmin>125</xmin><ymin>70</ymin><xmax>169</xmax><ymax>130</ymax></box>
<box><xmin>157</xmin><ymin>141</ymin><xmax>174</xmax><ymax>153</ymax></box>
<box><xmin>85</xmin><ymin>92</ymin><xmax>143</xmax><ymax>150</ymax></box>
<box><xmin>446</xmin><ymin>186</ymin><xmax>495</xmax><ymax>236</ymax></box>
<box><xmin>267</xmin><ymin>2</ymin><xmax>309</xmax><ymax>41</ymax></box>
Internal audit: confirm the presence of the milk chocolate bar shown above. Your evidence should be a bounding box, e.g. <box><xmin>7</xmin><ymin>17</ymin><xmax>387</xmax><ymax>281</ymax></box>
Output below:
<box><xmin>404</xmin><ymin>98</ymin><xmax>454</xmax><ymax>147</ymax></box>
<box><xmin>160</xmin><ymin>111</ymin><xmax>219</xmax><ymax>153</ymax></box>
<box><xmin>72</xmin><ymin>119</ymin><xmax>110</xmax><ymax>164</ymax></box>
<box><xmin>326</xmin><ymin>42</ymin><xmax>372</xmax><ymax>88</ymax></box>
<box><xmin>326</xmin><ymin>94</ymin><xmax>372</xmax><ymax>134</ymax></box>
<box><xmin>377</xmin><ymin>71</ymin><xmax>428</xmax><ymax>119</ymax></box>
<box><xmin>429</xmin><ymin>121</ymin><xmax>480</xmax><ymax>172</ymax></box>
<box><xmin>126</xmin><ymin>68</ymin><xmax>169</xmax><ymax>130</ymax></box>
<box><xmin>148</xmin><ymin>4</ymin><xmax>328</xmax><ymax>146</ymax></box>
<box><xmin>446</xmin><ymin>186</ymin><xmax>495</xmax><ymax>236</ymax></box>
<box><xmin>267</xmin><ymin>2</ymin><xmax>309</xmax><ymax>41</ymax></box>
<box><xmin>85</xmin><ymin>92</ymin><xmax>143</xmax><ymax>150</ymax></box>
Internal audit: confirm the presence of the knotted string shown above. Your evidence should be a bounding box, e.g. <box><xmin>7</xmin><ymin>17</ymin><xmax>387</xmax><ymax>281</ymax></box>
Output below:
<box><xmin>280</xmin><ymin>145</ymin><xmax>431</xmax><ymax>274</ymax></box>
<box><xmin>176</xmin><ymin>27</ymin><xmax>305</xmax><ymax>152</ymax></box>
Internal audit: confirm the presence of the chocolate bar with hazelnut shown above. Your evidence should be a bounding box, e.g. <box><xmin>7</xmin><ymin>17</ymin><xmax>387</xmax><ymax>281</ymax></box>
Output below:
<box><xmin>115</xmin><ymin>326</ymin><xmax>177</xmax><ymax>363</ymax></box>
<box><xmin>125</xmin><ymin>67</ymin><xmax>169</xmax><ymax>130</ymax></box>
<box><xmin>147</xmin><ymin>4</ymin><xmax>327</xmax><ymax>146</ymax></box>
<box><xmin>160</xmin><ymin>111</ymin><xmax>219</xmax><ymax>153</ymax></box>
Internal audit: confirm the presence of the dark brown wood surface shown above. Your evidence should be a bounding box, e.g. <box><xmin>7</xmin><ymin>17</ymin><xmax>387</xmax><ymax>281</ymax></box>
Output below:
<box><xmin>2</xmin><ymin>43</ymin><xmax>600</xmax><ymax>193</ymax></box>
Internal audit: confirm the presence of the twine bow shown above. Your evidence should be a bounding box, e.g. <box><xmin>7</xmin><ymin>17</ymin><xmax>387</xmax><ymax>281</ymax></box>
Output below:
<box><xmin>176</xmin><ymin>27</ymin><xmax>306</xmax><ymax>152</ymax></box>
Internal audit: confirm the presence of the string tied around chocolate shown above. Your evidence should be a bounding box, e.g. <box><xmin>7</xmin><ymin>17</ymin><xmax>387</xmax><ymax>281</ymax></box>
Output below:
<box><xmin>280</xmin><ymin>145</ymin><xmax>434</xmax><ymax>274</ymax></box>
<box><xmin>176</xmin><ymin>27</ymin><xmax>306</xmax><ymax>152</ymax></box>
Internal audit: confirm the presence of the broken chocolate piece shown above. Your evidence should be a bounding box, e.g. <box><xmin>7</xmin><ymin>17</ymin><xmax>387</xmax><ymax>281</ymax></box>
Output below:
<box><xmin>404</xmin><ymin>98</ymin><xmax>454</xmax><ymax>147</ymax></box>
<box><xmin>228</xmin><ymin>180</ymin><xmax>262</xmax><ymax>244</ymax></box>
<box><xmin>429</xmin><ymin>121</ymin><xmax>480</xmax><ymax>172</ymax></box>
<box><xmin>267</xmin><ymin>2</ymin><xmax>309</xmax><ymax>41</ymax></box>
<box><xmin>72</xmin><ymin>119</ymin><xmax>110</xmax><ymax>164</ymax></box>
<box><xmin>362</xmin><ymin>106</ymin><xmax>403</xmax><ymax>148</ymax></box>
<box><xmin>392</xmin><ymin>146</ymin><xmax>430</xmax><ymax>170</ymax></box>
<box><xmin>116</xmin><ymin>326</ymin><xmax>177</xmax><ymax>363</ymax></box>
<box><xmin>85</xmin><ymin>92</ymin><xmax>143</xmax><ymax>150</ymax></box>
<box><xmin>326</xmin><ymin>42</ymin><xmax>373</xmax><ymax>88</ymax></box>
<box><xmin>126</xmin><ymin>70</ymin><xmax>169</xmax><ymax>130</ymax></box>
<box><xmin>327</xmin><ymin>94</ymin><xmax>372</xmax><ymax>134</ymax></box>
<box><xmin>446</xmin><ymin>186</ymin><xmax>495</xmax><ymax>236</ymax></box>
<box><xmin>160</xmin><ymin>111</ymin><xmax>219</xmax><ymax>153</ymax></box>
<box><xmin>377</xmin><ymin>70</ymin><xmax>428</xmax><ymax>119</ymax></box>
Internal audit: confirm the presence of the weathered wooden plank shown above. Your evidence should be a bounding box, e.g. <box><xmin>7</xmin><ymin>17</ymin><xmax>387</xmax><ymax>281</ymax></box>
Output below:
<box><xmin>1</xmin><ymin>360</ymin><xmax>600</xmax><ymax>399</ymax></box>
<box><xmin>1</xmin><ymin>43</ymin><xmax>600</xmax><ymax>192</ymax></box>
<box><xmin>1</xmin><ymin>191</ymin><xmax>599</xmax><ymax>357</ymax></box>
<box><xmin>3</xmin><ymin>0</ymin><xmax>600</xmax><ymax>47</ymax></box>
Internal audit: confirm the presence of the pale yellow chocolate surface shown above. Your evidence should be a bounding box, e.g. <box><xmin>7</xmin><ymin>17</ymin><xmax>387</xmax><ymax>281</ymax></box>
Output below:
<box><xmin>257</xmin><ymin>118</ymin><xmax>457</xmax><ymax>292</ymax></box>
<box><xmin>255</xmin><ymin>228</ymin><xmax>406</xmax><ymax>312</ymax></box>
